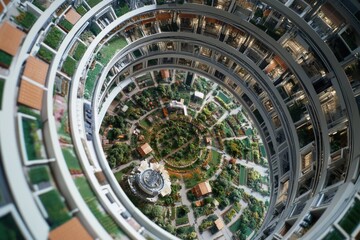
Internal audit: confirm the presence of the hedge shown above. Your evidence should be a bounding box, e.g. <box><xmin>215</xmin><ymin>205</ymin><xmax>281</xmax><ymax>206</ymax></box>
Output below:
<box><xmin>28</xmin><ymin>166</ymin><xmax>50</xmax><ymax>184</ymax></box>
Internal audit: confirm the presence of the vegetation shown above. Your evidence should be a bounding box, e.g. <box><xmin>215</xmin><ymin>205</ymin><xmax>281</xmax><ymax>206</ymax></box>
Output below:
<box><xmin>97</xmin><ymin>36</ymin><xmax>128</xmax><ymax>65</ymax></box>
<box><xmin>37</xmin><ymin>46</ymin><xmax>54</xmax><ymax>63</ymax></box>
<box><xmin>62</xmin><ymin>147</ymin><xmax>82</xmax><ymax>172</ymax></box>
<box><xmin>114</xmin><ymin>3</ymin><xmax>130</xmax><ymax>17</ymax></box>
<box><xmin>73</xmin><ymin>42</ymin><xmax>86</xmax><ymax>61</ymax></box>
<box><xmin>28</xmin><ymin>166</ymin><xmax>50</xmax><ymax>184</ymax></box>
<box><xmin>44</xmin><ymin>26</ymin><xmax>64</xmax><ymax>50</ymax></box>
<box><xmin>0</xmin><ymin>50</ymin><xmax>13</xmax><ymax>68</ymax></box>
<box><xmin>61</xmin><ymin>57</ymin><xmax>77</xmax><ymax>76</ymax></box>
<box><xmin>106</xmin><ymin>143</ymin><xmax>131</xmax><ymax>168</ymax></box>
<box><xmin>84</xmin><ymin>63</ymin><xmax>102</xmax><ymax>99</ymax></box>
<box><xmin>76</xmin><ymin>5</ymin><xmax>88</xmax><ymax>16</ymax></box>
<box><xmin>16</xmin><ymin>11</ymin><xmax>37</xmax><ymax>30</ymax></box>
<box><xmin>22</xmin><ymin>118</ymin><xmax>43</xmax><ymax>160</ymax></box>
<box><xmin>39</xmin><ymin>189</ymin><xmax>71</xmax><ymax>228</ymax></box>
<box><xmin>87</xmin><ymin>0</ymin><xmax>102</xmax><ymax>8</ymax></box>
<box><xmin>0</xmin><ymin>213</ymin><xmax>25</xmax><ymax>240</ymax></box>
<box><xmin>33</xmin><ymin>0</ymin><xmax>47</xmax><ymax>11</ymax></box>
<box><xmin>58</xmin><ymin>18</ymin><xmax>73</xmax><ymax>32</ymax></box>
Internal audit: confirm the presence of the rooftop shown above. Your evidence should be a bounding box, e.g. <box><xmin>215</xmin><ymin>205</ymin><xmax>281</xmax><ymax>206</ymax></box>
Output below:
<box><xmin>17</xmin><ymin>79</ymin><xmax>44</xmax><ymax>110</ymax></box>
<box><xmin>48</xmin><ymin>217</ymin><xmax>92</xmax><ymax>240</ymax></box>
<box><xmin>0</xmin><ymin>21</ymin><xmax>25</xmax><ymax>56</ymax></box>
<box><xmin>23</xmin><ymin>56</ymin><xmax>49</xmax><ymax>85</ymax></box>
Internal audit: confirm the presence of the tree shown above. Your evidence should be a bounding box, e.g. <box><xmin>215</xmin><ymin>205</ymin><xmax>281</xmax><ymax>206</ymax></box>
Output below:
<box><xmin>106</xmin><ymin>143</ymin><xmax>130</xmax><ymax>168</ymax></box>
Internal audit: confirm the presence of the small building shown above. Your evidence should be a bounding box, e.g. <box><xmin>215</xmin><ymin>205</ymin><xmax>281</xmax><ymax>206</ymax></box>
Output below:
<box><xmin>214</xmin><ymin>218</ymin><xmax>224</xmax><ymax>230</ymax></box>
<box><xmin>168</xmin><ymin>100</ymin><xmax>188</xmax><ymax>116</ymax></box>
<box><xmin>160</xmin><ymin>69</ymin><xmax>170</xmax><ymax>80</ymax></box>
<box><xmin>194</xmin><ymin>200</ymin><xmax>204</xmax><ymax>207</ymax></box>
<box><xmin>49</xmin><ymin>217</ymin><xmax>92</xmax><ymax>240</ymax></box>
<box><xmin>194</xmin><ymin>91</ymin><xmax>205</xmax><ymax>100</ymax></box>
<box><xmin>121</xmin><ymin>105</ymin><xmax>129</xmax><ymax>112</ymax></box>
<box><xmin>192</xmin><ymin>181</ymin><xmax>212</xmax><ymax>198</ymax></box>
<box><xmin>205</xmin><ymin>136</ymin><xmax>212</xmax><ymax>144</ymax></box>
<box><xmin>138</xmin><ymin>143</ymin><xmax>153</xmax><ymax>157</ymax></box>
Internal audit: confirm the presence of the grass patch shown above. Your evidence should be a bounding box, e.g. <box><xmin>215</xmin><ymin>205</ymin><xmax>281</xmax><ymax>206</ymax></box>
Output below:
<box><xmin>76</xmin><ymin>5</ymin><xmax>88</xmax><ymax>16</ymax></box>
<box><xmin>16</xmin><ymin>11</ymin><xmax>37</xmax><ymax>30</ymax></box>
<box><xmin>61</xmin><ymin>57</ymin><xmax>77</xmax><ymax>76</ymax></box>
<box><xmin>239</xmin><ymin>165</ymin><xmax>247</xmax><ymax>185</ymax></box>
<box><xmin>37</xmin><ymin>46</ymin><xmax>54</xmax><ymax>63</ymax></box>
<box><xmin>73</xmin><ymin>42</ymin><xmax>86</xmax><ymax>61</ymax></box>
<box><xmin>97</xmin><ymin>36</ymin><xmax>128</xmax><ymax>65</ymax></box>
<box><xmin>39</xmin><ymin>189</ymin><xmax>71</xmax><ymax>229</ymax></box>
<box><xmin>33</xmin><ymin>0</ymin><xmax>47</xmax><ymax>11</ymax></box>
<box><xmin>22</xmin><ymin>118</ymin><xmax>43</xmax><ymax>160</ymax></box>
<box><xmin>0</xmin><ymin>213</ymin><xmax>25</xmax><ymax>240</ymax></box>
<box><xmin>62</xmin><ymin>147</ymin><xmax>82</xmax><ymax>171</ymax></box>
<box><xmin>0</xmin><ymin>50</ymin><xmax>13</xmax><ymax>68</ymax></box>
<box><xmin>58</xmin><ymin>18</ymin><xmax>73</xmax><ymax>32</ymax></box>
<box><xmin>84</xmin><ymin>63</ymin><xmax>102</xmax><ymax>99</ymax></box>
<box><xmin>28</xmin><ymin>166</ymin><xmax>50</xmax><ymax>184</ymax></box>
<box><xmin>114</xmin><ymin>4</ymin><xmax>130</xmax><ymax>17</ymax></box>
<box><xmin>175</xmin><ymin>216</ymin><xmax>189</xmax><ymax>226</ymax></box>
<box><xmin>75</xmin><ymin>176</ymin><xmax>124</xmax><ymax>236</ymax></box>
<box><xmin>86</xmin><ymin>0</ymin><xmax>102</xmax><ymax>8</ymax></box>
<box><xmin>44</xmin><ymin>26</ymin><xmax>64</xmax><ymax>50</ymax></box>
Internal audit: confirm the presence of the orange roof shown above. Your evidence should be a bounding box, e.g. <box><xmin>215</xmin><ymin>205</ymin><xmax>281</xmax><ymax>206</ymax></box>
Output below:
<box><xmin>138</xmin><ymin>143</ymin><xmax>153</xmax><ymax>156</ymax></box>
<box><xmin>192</xmin><ymin>181</ymin><xmax>212</xmax><ymax>197</ymax></box>
<box><xmin>23</xmin><ymin>56</ymin><xmax>49</xmax><ymax>85</ymax></box>
<box><xmin>18</xmin><ymin>79</ymin><xmax>44</xmax><ymax>110</ymax></box>
<box><xmin>161</xmin><ymin>70</ymin><xmax>170</xmax><ymax>79</ymax></box>
<box><xmin>64</xmin><ymin>8</ymin><xmax>81</xmax><ymax>25</ymax></box>
<box><xmin>0</xmin><ymin>3</ymin><xmax>4</xmax><ymax>14</ymax></box>
<box><xmin>0</xmin><ymin>21</ymin><xmax>25</xmax><ymax>56</ymax></box>
<box><xmin>214</xmin><ymin>218</ymin><xmax>224</xmax><ymax>230</ymax></box>
<box><xmin>49</xmin><ymin>217</ymin><xmax>92</xmax><ymax>240</ymax></box>
<box><xmin>179</xmin><ymin>13</ymin><xmax>197</xmax><ymax>18</ymax></box>
<box><xmin>156</xmin><ymin>13</ymin><xmax>171</xmax><ymax>20</ymax></box>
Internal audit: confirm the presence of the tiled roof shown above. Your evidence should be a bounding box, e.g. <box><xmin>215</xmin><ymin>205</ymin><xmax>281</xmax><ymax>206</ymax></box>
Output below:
<box><xmin>0</xmin><ymin>21</ymin><xmax>25</xmax><ymax>56</ymax></box>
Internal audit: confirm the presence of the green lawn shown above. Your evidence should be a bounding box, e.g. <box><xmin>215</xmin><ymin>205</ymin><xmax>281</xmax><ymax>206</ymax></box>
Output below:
<box><xmin>16</xmin><ymin>11</ymin><xmax>37</xmax><ymax>30</ymax></box>
<box><xmin>39</xmin><ymin>189</ymin><xmax>71</xmax><ymax>229</ymax></box>
<box><xmin>61</xmin><ymin>147</ymin><xmax>82</xmax><ymax>171</ymax></box>
<box><xmin>61</xmin><ymin>56</ymin><xmax>77</xmax><ymax>76</ymax></box>
<box><xmin>37</xmin><ymin>46</ymin><xmax>54</xmax><ymax>63</ymax></box>
<box><xmin>229</xmin><ymin>218</ymin><xmax>241</xmax><ymax>233</ymax></box>
<box><xmin>139</xmin><ymin>119</ymin><xmax>151</xmax><ymax>129</ymax></box>
<box><xmin>74</xmin><ymin>176</ymin><xmax>124</xmax><ymax>236</ymax></box>
<box><xmin>76</xmin><ymin>5</ymin><xmax>88</xmax><ymax>15</ymax></box>
<box><xmin>0</xmin><ymin>213</ymin><xmax>25</xmax><ymax>240</ymax></box>
<box><xmin>245</xmin><ymin>128</ymin><xmax>253</xmax><ymax>137</ymax></box>
<box><xmin>0</xmin><ymin>50</ymin><xmax>13</xmax><ymax>68</ymax></box>
<box><xmin>22</xmin><ymin>118</ymin><xmax>43</xmax><ymax>160</ymax></box>
<box><xmin>339</xmin><ymin>198</ymin><xmax>360</xmax><ymax>234</ymax></box>
<box><xmin>28</xmin><ymin>166</ymin><xmax>50</xmax><ymax>184</ymax></box>
<box><xmin>84</xmin><ymin>63</ymin><xmax>103</xmax><ymax>99</ymax></box>
<box><xmin>44</xmin><ymin>26</ymin><xmax>65</xmax><ymax>50</ymax></box>
<box><xmin>86</xmin><ymin>0</ymin><xmax>102</xmax><ymax>8</ymax></box>
<box><xmin>98</xmin><ymin>36</ymin><xmax>128</xmax><ymax>65</ymax></box>
<box><xmin>58</xmin><ymin>18</ymin><xmax>73</xmax><ymax>32</ymax></box>
<box><xmin>239</xmin><ymin>165</ymin><xmax>247</xmax><ymax>185</ymax></box>
<box><xmin>72</xmin><ymin>42</ymin><xmax>86</xmax><ymax>61</ymax></box>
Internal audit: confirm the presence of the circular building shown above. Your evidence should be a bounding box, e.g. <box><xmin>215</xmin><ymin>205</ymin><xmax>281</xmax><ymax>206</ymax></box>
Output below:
<box><xmin>132</xmin><ymin>160</ymin><xmax>171</xmax><ymax>199</ymax></box>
